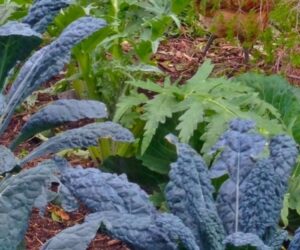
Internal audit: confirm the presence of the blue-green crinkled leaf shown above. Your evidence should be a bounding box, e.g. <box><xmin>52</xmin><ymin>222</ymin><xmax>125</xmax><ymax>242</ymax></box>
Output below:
<box><xmin>0</xmin><ymin>163</ymin><xmax>51</xmax><ymax>250</ymax></box>
<box><xmin>238</xmin><ymin>159</ymin><xmax>283</xmax><ymax>238</ymax></box>
<box><xmin>0</xmin><ymin>145</ymin><xmax>18</xmax><ymax>174</ymax></box>
<box><xmin>215</xmin><ymin>119</ymin><xmax>266</xmax><ymax>234</ymax></box>
<box><xmin>57</xmin><ymin>162</ymin><xmax>155</xmax><ymax>216</ymax></box>
<box><xmin>265</xmin><ymin>229</ymin><xmax>288</xmax><ymax>250</ymax></box>
<box><xmin>0</xmin><ymin>17</ymin><xmax>107</xmax><ymax>135</ymax></box>
<box><xmin>224</xmin><ymin>232</ymin><xmax>271</xmax><ymax>250</ymax></box>
<box><xmin>238</xmin><ymin>135</ymin><xmax>298</xmax><ymax>240</ymax></box>
<box><xmin>58</xmin><ymin>183</ymin><xmax>79</xmax><ymax>212</ymax></box>
<box><xmin>41</xmin><ymin>215</ymin><xmax>100</xmax><ymax>250</ymax></box>
<box><xmin>165</xmin><ymin>134</ymin><xmax>225</xmax><ymax>250</ymax></box>
<box><xmin>0</xmin><ymin>21</ymin><xmax>42</xmax><ymax>89</ymax></box>
<box><xmin>269</xmin><ymin>135</ymin><xmax>298</xmax><ymax>187</ymax></box>
<box><xmin>0</xmin><ymin>94</ymin><xmax>6</xmax><ymax>116</ymax></box>
<box><xmin>86</xmin><ymin>212</ymin><xmax>199</xmax><ymax>250</ymax></box>
<box><xmin>210</xmin><ymin>119</ymin><xmax>266</xmax><ymax>179</ymax></box>
<box><xmin>33</xmin><ymin>186</ymin><xmax>57</xmax><ymax>216</ymax></box>
<box><xmin>288</xmin><ymin>228</ymin><xmax>300</xmax><ymax>250</ymax></box>
<box><xmin>20</xmin><ymin>122</ymin><xmax>134</xmax><ymax>165</ymax></box>
<box><xmin>10</xmin><ymin>99</ymin><xmax>108</xmax><ymax>149</ymax></box>
<box><xmin>22</xmin><ymin>0</ymin><xmax>71</xmax><ymax>33</ymax></box>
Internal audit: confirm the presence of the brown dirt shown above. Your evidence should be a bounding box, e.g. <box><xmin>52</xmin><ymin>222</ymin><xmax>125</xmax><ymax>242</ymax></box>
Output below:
<box><xmin>26</xmin><ymin>205</ymin><xmax>128</xmax><ymax>250</ymax></box>
<box><xmin>154</xmin><ymin>36</ymin><xmax>300</xmax><ymax>86</ymax></box>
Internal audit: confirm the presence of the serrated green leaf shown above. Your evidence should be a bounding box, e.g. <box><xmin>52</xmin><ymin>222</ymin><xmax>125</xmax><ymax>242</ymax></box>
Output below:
<box><xmin>141</xmin><ymin>94</ymin><xmax>177</xmax><ymax>154</ymax></box>
<box><xmin>176</xmin><ymin>100</ymin><xmax>204</xmax><ymax>143</ymax></box>
<box><xmin>185</xmin><ymin>60</ymin><xmax>214</xmax><ymax>90</ymax></box>
<box><xmin>127</xmin><ymin>78</ymin><xmax>164</xmax><ymax>93</ymax></box>
<box><xmin>113</xmin><ymin>91</ymin><xmax>148</xmax><ymax>122</ymax></box>
<box><xmin>201</xmin><ymin>113</ymin><xmax>231</xmax><ymax>156</ymax></box>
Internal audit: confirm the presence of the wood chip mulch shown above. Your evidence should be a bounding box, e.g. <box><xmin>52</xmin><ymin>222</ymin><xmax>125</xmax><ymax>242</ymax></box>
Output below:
<box><xmin>154</xmin><ymin>36</ymin><xmax>300</xmax><ymax>86</ymax></box>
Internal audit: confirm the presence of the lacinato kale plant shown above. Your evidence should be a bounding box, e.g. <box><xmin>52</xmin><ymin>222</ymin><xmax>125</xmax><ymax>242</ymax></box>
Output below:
<box><xmin>1</xmin><ymin>1</ymin><xmax>300</xmax><ymax>249</ymax></box>
<box><xmin>0</xmin><ymin>117</ymin><xmax>299</xmax><ymax>249</ymax></box>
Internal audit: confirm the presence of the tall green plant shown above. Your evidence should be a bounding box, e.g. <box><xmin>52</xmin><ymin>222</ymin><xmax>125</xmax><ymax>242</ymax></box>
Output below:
<box><xmin>49</xmin><ymin>0</ymin><xmax>187</xmax><ymax>115</ymax></box>
<box><xmin>115</xmin><ymin>61</ymin><xmax>285</xmax><ymax>158</ymax></box>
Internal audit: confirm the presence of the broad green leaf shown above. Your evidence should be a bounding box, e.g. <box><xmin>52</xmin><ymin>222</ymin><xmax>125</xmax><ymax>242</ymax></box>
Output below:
<box><xmin>0</xmin><ymin>21</ymin><xmax>42</xmax><ymax>89</ymax></box>
<box><xmin>113</xmin><ymin>91</ymin><xmax>148</xmax><ymax>122</ymax></box>
<box><xmin>139</xmin><ymin>117</ymin><xmax>177</xmax><ymax>175</ymax></box>
<box><xmin>102</xmin><ymin>156</ymin><xmax>167</xmax><ymax>192</ymax></box>
<box><xmin>281</xmin><ymin>194</ymin><xmax>290</xmax><ymax>227</ymax></box>
<box><xmin>11</xmin><ymin>99</ymin><xmax>108</xmax><ymax>149</ymax></box>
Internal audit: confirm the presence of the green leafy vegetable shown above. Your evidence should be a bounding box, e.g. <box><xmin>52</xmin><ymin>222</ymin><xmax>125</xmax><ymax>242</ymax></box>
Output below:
<box><xmin>11</xmin><ymin>99</ymin><xmax>108</xmax><ymax>149</ymax></box>
<box><xmin>0</xmin><ymin>163</ymin><xmax>51</xmax><ymax>250</ymax></box>
<box><xmin>0</xmin><ymin>145</ymin><xmax>18</xmax><ymax>174</ymax></box>
<box><xmin>41</xmin><ymin>215</ymin><xmax>101</xmax><ymax>250</ymax></box>
<box><xmin>20</xmin><ymin>122</ymin><xmax>134</xmax><ymax>165</ymax></box>
<box><xmin>23</xmin><ymin>0</ymin><xmax>71</xmax><ymax>33</ymax></box>
<box><xmin>165</xmin><ymin>134</ymin><xmax>225</xmax><ymax>249</ymax></box>
<box><xmin>0</xmin><ymin>17</ymin><xmax>107</xmax><ymax>135</ymax></box>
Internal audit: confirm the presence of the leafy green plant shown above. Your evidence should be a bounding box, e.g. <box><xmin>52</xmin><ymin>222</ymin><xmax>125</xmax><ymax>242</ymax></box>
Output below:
<box><xmin>48</xmin><ymin>0</ymin><xmax>188</xmax><ymax>115</ymax></box>
<box><xmin>1</xmin><ymin>119</ymin><xmax>299</xmax><ymax>250</ymax></box>
<box><xmin>236</xmin><ymin>73</ymin><xmax>300</xmax><ymax>224</ymax></box>
<box><xmin>114</xmin><ymin>61</ymin><xmax>287</xmax><ymax>164</ymax></box>
<box><xmin>256</xmin><ymin>0</ymin><xmax>300</xmax><ymax>65</ymax></box>
<box><xmin>236</xmin><ymin>73</ymin><xmax>300</xmax><ymax>144</ymax></box>
<box><xmin>0</xmin><ymin>7</ymin><xmax>137</xmax><ymax>249</ymax></box>
<box><xmin>1</xmin><ymin>1</ymin><xmax>300</xmax><ymax>249</ymax></box>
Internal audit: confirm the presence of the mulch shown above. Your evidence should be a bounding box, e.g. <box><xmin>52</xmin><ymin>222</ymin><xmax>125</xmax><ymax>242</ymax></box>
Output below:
<box><xmin>154</xmin><ymin>36</ymin><xmax>300</xmax><ymax>86</ymax></box>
